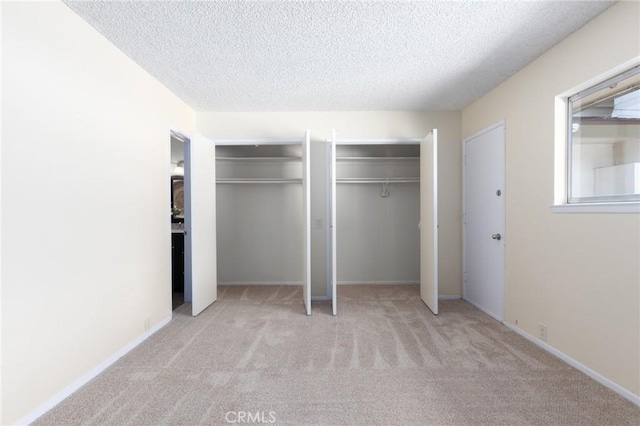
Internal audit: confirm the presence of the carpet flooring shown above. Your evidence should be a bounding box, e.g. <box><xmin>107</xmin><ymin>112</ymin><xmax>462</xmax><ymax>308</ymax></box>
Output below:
<box><xmin>34</xmin><ymin>285</ymin><xmax>639</xmax><ymax>425</ymax></box>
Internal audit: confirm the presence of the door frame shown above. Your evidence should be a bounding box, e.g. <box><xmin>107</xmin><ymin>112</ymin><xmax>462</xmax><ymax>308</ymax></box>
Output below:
<box><xmin>462</xmin><ymin>119</ymin><xmax>506</xmax><ymax>321</ymax></box>
<box><xmin>327</xmin><ymin>133</ymin><xmax>427</xmax><ymax>316</ymax></box>
<box><xmin>213</xmin><ymin>135</ymin><xmax>311</xmax><ymax>315</ymax></box>
<box><xmin>169</xmin><ymin>129</ymin><xmax>189</xmax><ymax>312</ymax></box>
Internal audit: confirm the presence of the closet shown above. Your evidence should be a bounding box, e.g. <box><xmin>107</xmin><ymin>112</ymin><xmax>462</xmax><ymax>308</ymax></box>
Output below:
<box><xmin>184</xmin><ymin>132</ymin><xmax>311</xmax><ymax>316</ymax></box>
<box><xmin>329</xmin><ymin>130</ymin><xmax>438</xmax><ymax>316</ymax></box>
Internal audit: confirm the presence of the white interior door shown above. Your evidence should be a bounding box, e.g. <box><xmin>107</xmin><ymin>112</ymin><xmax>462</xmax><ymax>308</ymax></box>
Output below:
<box><xmin>420</xmin><ymin>130</ymin><xmax>438</xmax><ymax>314</ymax></box>
<box><xmin>302</xmin><ymin>130</ymin><xmax>311</xmax><ymax>315</ymax></box>
<box><xmin>330</xmin><ymin>130</ymin><xmax>337</xmax><ymax>316</ymax></box>
<box><xmin>463</xmin><ymin>122</ymin><xmax>505</xmax><ymax>321</ymax></box>
<box><xmin>184</xmin><ymin>133</ymin><xmax>217</xmax><ymax>316</ymax></box>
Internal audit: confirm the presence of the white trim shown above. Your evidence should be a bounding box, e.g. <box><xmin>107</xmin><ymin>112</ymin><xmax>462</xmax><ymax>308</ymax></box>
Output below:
<box><xmin>439</xmin><ymin>295</ymin><xmax>462</xmax><ymax>300</ymax></box>
<box><xmin>556</xmin><ymin>57</ymin><xmax>640</xmax><ymax>99</ymax></box>
<box><xmin>503</xmin><ymin>321</ymin><xmax>640</xmax><ymax>407</ymax></box>
<box><xmin>314</xmin><ymin>294</ymin><xmax>458</xmax><ymax>301</ymax></box>
<box><xmin>431</xmin><ymin>130</ymin><xmax>439</xmax><ymax>314</ymax></box>
<box><xmin>462</xmin><ymin>134</ymin><xmax>467</xmax><ymax>301</ymax></box>
<box><xmin>16</xmin><ymin>316</ymin><xmax>172</xmax><ymax>426</ymax></box>
<box><xmin>303</xmin><ymin>129</ymin><xmax>312</xmax><ymax>316</ymax></box>
<box><xmin>550</xmin><ymin>202</ymin><xmax>640</xmax><ymax>214</ymax></box>
<box><xmin>213</xmin><ymin>138</ymin><xmax>302</xmax><ymax>146</ymax></box>
<box><xmin>462</xmin><ymin>120</ymin><xmax>506</xmax><ymax>143</ymax></box>
<box><xmin>325</xmin><ymin>140</ymin><xmax>333</xmax><ymax>301</ymax></box>
<box><xmin>330</xmin><ymin>130</ymin><xmax>337</xmax><ymax>315</ymax></box>
<box><xmin>218</xmin><ymin>281</ymin><xmax>302</xmax><ymax>286</ymax></box>
<box><xmin>337</xmin><ymin>280</ymin><xmax>419</xmax><ymax>286</ymax></box>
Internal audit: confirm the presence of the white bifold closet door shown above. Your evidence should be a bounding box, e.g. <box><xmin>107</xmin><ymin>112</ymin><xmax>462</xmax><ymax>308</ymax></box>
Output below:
<box><xmin>420</xmin><ymin>130</ymin><xmax>438</xmax><ymax>315</ymax></box>
<box><xmin>302</xmin><ymin>130</ymin><xmax>311</xmax><ymax>315</ymax></box>
<box><xmin>184</xmin><ymin>133</ymin><xmax>218</xmax><ymax>316</ymax></box>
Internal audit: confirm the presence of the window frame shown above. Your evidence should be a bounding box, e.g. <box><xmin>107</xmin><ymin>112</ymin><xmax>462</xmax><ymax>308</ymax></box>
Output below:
<box><xmin>552</xmin><ymin>59</ymin><xmax>640</xmax><ymax>213</ymax></box>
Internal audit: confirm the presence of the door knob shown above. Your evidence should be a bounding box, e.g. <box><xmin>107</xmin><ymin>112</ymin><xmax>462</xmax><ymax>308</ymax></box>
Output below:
<box><xmin>492</xmin><ymin>233</ymin><xmax>501</xmax><ymax>241</ymax></box>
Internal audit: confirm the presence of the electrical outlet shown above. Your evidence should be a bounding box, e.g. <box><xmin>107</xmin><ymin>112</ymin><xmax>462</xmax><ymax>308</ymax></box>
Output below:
<box><xmin>144</xmin><ymin>318</ymin><xmax>150</xmax><ymax>332</ymax></box>
<box><xmin>538</xmin><ymin>323</ymin><xmax>547</xmax><ymax>342</ymax></box>
<box><xmin>314</xmin><ymin>219</ymin><xmax>323</xmax><ymax>230</ymax></box>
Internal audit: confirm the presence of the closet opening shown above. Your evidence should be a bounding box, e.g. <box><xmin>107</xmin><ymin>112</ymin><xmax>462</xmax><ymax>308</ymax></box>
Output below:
<box><xmin>214</xmin><ymin>135</ymin><xmax>311</xmax><ymax>314</ymax></box>
<box><xmin>170</xmin><ymin>132</ymin><xmax>187</xmax><ymax>311</ymax></box>
<box><xmin>329</xmin><ymin>132</ymin><xmax>439</xmax><ymax>315</ymax></box>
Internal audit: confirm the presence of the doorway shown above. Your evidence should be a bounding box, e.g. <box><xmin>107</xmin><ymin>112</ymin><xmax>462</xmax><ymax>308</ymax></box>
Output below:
<box><xmin>170</xmin><ymin>131</ymin><xmax>187</xmax><ymax>311</ymax></box>
<box><xmin>463</xmin><ymin>121</ymin><xmax>506</xmax><ymax>321</ymax></box>
<box><xmin>328</xmin><ymin>131</ymin><xmax>439</xmax><ymax>316</ymax></box>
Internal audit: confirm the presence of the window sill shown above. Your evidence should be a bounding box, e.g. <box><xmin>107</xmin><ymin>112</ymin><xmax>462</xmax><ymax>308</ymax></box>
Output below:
<box><xmin>551</xmin><ymin>202</ymin><xmax>640</xmax><ymax>214</ymax></box>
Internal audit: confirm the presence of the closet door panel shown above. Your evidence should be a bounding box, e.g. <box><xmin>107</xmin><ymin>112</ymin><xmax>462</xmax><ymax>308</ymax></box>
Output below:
<box><xmin>185</xmin><ymin>133</ymin><xmax>217</xmax><ymax>316</ymax></box>
<box><xmin>330</xmin><ymin>131</ymin><xmax>337</xmax><ymax>316</ymax></box>
<box><xmin>420</xmin><ymin>130</ymin><xmax>438</xmax><ymax>314</ymax></box>
<box><xmin>302</xmin><ymin>130</ymin><xmax>311</xmax><ymax>315</ymax></box>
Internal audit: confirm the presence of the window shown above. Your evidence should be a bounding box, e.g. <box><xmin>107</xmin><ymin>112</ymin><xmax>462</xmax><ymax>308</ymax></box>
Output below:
<box><xmin>568</xmin><ymin>65</ymin><xmax>640</xmax><ymax>204</ymax></box>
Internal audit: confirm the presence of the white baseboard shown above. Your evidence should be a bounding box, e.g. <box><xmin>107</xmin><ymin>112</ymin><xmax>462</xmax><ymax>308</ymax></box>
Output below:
<box><xmin>17</xmin><ymin>315</ymin><xmax>172</xmax><ymax>426</ymax></box>
<box><xmin>312</xmin><ymin>295</ymin><xmax>460</xmax><ymax>301</ymax></box>
<box><xmin>439</xmin><ymin>295</ymin><xmax>462</xmax><ymax>300</ymax></box>
<box><xmin>218</xmin><ymin>281</ymin><xmax>301</xmax><ymax>286</ymax></box>
<box><xmin>503</xmin><ymin>321</ymin><xmax>640</xmax><ymax>407</ymax></box>
<box><xmin>464</xmin><ymin>298</ymin><xmax>504</xmax><ymax>323</ymax></box>
<box><xmin>337</xmin><ymin>281</ymin><xmax>419</xmax><ymax>286</ymax></box>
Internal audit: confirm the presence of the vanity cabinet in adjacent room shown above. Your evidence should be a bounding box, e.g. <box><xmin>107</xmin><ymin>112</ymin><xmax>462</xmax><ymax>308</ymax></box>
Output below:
<box><xmin>171</xmin><ymin>231</ymin><xmax>185</xmax><ymax>293</ymax></box>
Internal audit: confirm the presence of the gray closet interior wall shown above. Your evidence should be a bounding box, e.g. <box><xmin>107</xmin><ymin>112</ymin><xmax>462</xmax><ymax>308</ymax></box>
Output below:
<box><xmin>216</xmin><ymin>144</ymin><xmax>304</xmax><ymax>285</ymax></box>
<box><xmin>336</xmin><ymin>144</ymin><xmax>420</xmax><ymax>284</ymax></box>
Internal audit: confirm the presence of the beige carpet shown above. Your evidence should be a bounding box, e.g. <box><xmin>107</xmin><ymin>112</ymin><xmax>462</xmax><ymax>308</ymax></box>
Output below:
<box><xmin>34</xmin><ymin>285</ymin><xmax>639</xmax><ymax>425</ymax></box>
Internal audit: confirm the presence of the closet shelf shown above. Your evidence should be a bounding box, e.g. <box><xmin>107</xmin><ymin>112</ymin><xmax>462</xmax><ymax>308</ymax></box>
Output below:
<box><xmin>217</xmin><ymin>178</ymin><xmax>302</xmax><ymax>184</ymax></box>
<box><xmin>336</xmin><ymin>177</ymin><xmax>419</xmax><ymax>184</ymax></box>
<box><xmin>216</xmin><ymin>156</ymin><xmax>301</xmax><ymax>162</ymax></box>
<box><xmin>336</xmin><ymin>157</ymin><xmax>419</xmax><ymax>161</ymax></box>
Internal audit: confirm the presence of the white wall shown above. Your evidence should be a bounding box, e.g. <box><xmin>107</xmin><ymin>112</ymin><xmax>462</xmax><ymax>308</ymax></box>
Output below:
<box><xmin>462</xmin><ymin>1</ymin><xmax>639</xmax><ymax>398</ymax></box>
<box><xmin>337</xmin><ymin>183</ymin><xmax>420</xmax><ymax>284</ymax></box>
<box><xmin>196</xmin><ymin>111</ymin><xmax>462</xmax><ymax>297</ymax></box>
<box><xmin>572</xmin><ymin>143</ymin><xmax>614</xmax><ymax>198</ymax></box>
<box><xmin>1</xmin><ymin>2</ymin><xmax>194</xmax><ymax>424</ymax></box>
<box><xmin>216</xmin><ymin>185</ymin><xmax>304</xmax><ymax>284</ymax></box>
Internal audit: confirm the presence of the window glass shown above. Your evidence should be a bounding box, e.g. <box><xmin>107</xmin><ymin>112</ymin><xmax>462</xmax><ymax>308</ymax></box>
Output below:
<box><xmin>569</xmin><ymin>66</ymin><xmax>640</xmax><ymax>203</ymax></box>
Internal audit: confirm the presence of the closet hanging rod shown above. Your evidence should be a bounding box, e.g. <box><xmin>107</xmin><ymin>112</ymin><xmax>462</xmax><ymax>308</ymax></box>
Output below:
<box><xmin>336</xmin><ymin>178</ymin><xmax>419</xmax><ymax>184</ymax></box>
<box><xmin>217</xmin><ymin>178</ymin><xmax>302</xmax><ymax>184</ymax></box>
<box><xmin>214</xmin><ymin>138</ymin><xmax>302</xmax><ymax>146</ymax></box>
<box><xmin>216</xmin><ymin>156</ymin><xmax>301</xmax><ymax>161</ymax></box>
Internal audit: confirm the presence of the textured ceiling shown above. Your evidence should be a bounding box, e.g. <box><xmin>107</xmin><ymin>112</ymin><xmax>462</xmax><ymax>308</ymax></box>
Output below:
<box><xmin>63</xmin><ymin>1</ymin><xmax>614</xmax><ymax>112</ymax></box>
